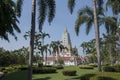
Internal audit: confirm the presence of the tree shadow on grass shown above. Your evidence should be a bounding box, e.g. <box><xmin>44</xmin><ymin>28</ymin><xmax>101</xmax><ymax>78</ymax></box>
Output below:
<box><xmin>33</xmin><ymin>77</ymin><xmax>51</xmax><ymax>80</ymax></box>
<box><xmin>97</xmin><ymin>76</ymin><xmax>116</xmax><ymax>80</ymax></box>
<box><xmin>70</xmin><ymin>74</ymin><xmax>96</xmax><ymax>80</ymax></box>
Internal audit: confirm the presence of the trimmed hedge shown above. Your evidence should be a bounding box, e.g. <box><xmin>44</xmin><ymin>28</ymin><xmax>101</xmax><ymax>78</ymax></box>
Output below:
<box><xmin>88</xmin><ymin>64</ymin><xmax>98</xmax><ymax>67</ymax></box>
<box><xmin>62</xmin><ymin>70</ymin><xmax>76</xmax><ymax>76</ymax></box>
<box><xmin>103</xmin><ymin>65</ymin><xmax>120</xmax><ymax>72</ymax></box>
<box><xmin>54</xmin><ymin>66</ymin><xmax>64</xmax><ymax>69</ymax></box>
<box><xmin>33</xmin><ymin>67</ymin><xmax>56</xmax><ymax>74</ymax></box>
<box><xmin>79</xmin><ymin>66</ymin><xmax>94</xmax><ymax>69</ymax></box>
<box><xmin>103</xmin><ymin>66</ymin><xmax>115</xmax><ymax>72</ymax></box>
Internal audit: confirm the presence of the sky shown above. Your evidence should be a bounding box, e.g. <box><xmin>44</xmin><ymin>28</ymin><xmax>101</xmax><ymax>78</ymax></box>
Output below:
<box><xmin>0</xmin><ymin>0</ymin><xmax>107</xmax><ymax>56</ymax></box>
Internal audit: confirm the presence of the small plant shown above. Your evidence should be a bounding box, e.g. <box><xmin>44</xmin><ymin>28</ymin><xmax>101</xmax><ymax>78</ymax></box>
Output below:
<box><xmin>62</xmin><ymin>70</ymin><xmax>76</xmax><ymax>76</ymax></box>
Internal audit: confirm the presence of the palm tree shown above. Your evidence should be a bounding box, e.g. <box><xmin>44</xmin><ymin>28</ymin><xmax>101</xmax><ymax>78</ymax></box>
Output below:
<box><xmin>29</xmin><ymin>0</ymin><xmax>56</xmax><ymax>79</ymax></box>
<box><xmin>0</xmin><ymin>0</ymin><xmax>23</xmax><ymax>41</ymax></box>
<box><xmin>24</xmin><ymin>0</ymin><xmax>55</xmax><ymax>78</ymax></box>
<box><xmin>50</xmin><ymin>41</ymin><xmax>65</xmax><ymax>65</ymax></box>
<box><xmin>40</xmin><ymin>32</ymin><xmax>50</xmax><ymax>45</ymax></box>
<box><xmin>67</xmin><ymin>0</ymin><xmax>103</xmax><ymax>72</ymax></box>
<box><xmin>67</xmin><ymin>0</ymin><xmax>119</xmax><ymax>72</ymax></box>
<box><xmin>106</xmin><ymin>0</ymin><xmax>120</xmax><ymax>15</ymax></box>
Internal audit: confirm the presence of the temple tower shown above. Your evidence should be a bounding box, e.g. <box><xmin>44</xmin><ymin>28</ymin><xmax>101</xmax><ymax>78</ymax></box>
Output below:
<box><xmin>62</xmin><ymin>28</ymin><xmax>72</xmax><ymax>54</ymax></box>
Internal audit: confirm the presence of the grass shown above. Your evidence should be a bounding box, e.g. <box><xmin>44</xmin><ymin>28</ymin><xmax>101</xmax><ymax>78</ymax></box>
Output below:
<box><xmin>33</xmin><ymin>66</ymin><xmax>96</xmax><ymax>80</ymax></box>
<box><xmin>3</xmin><ymin>66</ymin><xmax>120</xmax><ymax>80</ymax></box>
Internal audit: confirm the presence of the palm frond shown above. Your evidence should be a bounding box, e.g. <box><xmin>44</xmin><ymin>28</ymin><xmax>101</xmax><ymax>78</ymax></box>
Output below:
<box><xmin>68</xmin><ymin>0</ymin><xmax>75</xmax><ymax>14</ymax></box>
<box><xmin>38</xmin><ymin>0</ymin><xmax>47</xmax><ymax>32</ymax></box>
<box><xmin>78</xmin><ymin>6</ymin><xmax>93</xmax><ymax>16</ymax></box>
<box><xmin>86</xmin><ymin>18</ymin><xmax>93</xmax><ymax>35</ymax></box>
<box><xmin>102</xmin><ymin>17</ymin><xmax>117</xmax><ymax>34</ymax></box>
<box><xmin>47</xmin><ymin>0</ymin><xmax>56</xmax><ymax>24</ymax></box>
<box><xmin>75</xmin><ymin>16</ymin><xmax>88</xmax><ymax>36</ymax></box>
<box><xmin>16</xmin><ymin>0</ymin><xmax>24</xmax><ymax>17</ymax></box>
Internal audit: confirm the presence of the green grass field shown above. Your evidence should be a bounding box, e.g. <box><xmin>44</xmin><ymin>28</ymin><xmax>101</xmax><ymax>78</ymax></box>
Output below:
<box><xmin>3</xmin><ymin>66</ymin><xmax>120</xmax><ymax>80</ymax></box>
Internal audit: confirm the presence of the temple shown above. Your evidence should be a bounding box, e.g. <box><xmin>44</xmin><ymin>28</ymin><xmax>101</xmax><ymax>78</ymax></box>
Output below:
<box><xmin>45</xmin><ymin>28</ymin><xmax>87</xmax><ymax>66</ymax></box>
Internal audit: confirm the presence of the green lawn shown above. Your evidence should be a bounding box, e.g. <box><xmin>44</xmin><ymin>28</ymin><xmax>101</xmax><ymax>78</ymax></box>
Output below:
<box><xmin>3</xmin><ymin>66</ymin><xmax>120</xmax><ymax>80</ymax></box>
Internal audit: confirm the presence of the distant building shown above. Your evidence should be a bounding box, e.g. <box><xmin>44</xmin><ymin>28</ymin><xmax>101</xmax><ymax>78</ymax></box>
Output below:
<box><xmin>45</xmin><ymin>28</ymin><xmax>86</xmax><ymax>66</ymax></box>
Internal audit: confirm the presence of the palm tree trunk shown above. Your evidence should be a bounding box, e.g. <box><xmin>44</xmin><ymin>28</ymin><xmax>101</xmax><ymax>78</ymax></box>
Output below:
<box><xmin>28</xmin><ymin>0</ymin><xmax>36</xmax><ymax>80</ymax></box>
<box><xmin>92</xmin><ymin>0</ymin><xmax>101</xmax><ymax>72</ymax></box>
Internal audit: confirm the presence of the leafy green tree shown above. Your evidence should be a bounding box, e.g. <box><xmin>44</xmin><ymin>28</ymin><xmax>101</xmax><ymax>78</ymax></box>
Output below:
<box><xmin>0</xmin><ymin>0</ymin><xmax>23</xmax><ymax>41</ymax></box>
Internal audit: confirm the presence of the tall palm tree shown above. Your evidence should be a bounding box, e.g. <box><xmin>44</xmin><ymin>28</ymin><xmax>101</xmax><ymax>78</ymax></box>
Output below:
<box><xmin>67</xmin><ymin>0</ymin><xmax>104</xmax><ymax>72</ymax></box>
<box><xmin>28</xmin><ymin>0</ymin><xmax>56</xmax><ymax>79</ymax></box>
<box><xmin>0</xmin><ymin>0</ymin><xmax>23</xmax><ymax>41</ymax></box>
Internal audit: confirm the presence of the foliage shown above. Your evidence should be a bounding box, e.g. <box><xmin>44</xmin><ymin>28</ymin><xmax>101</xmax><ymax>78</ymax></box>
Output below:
<box><xmin>103</xmin><ymin>65</ymin><xmax>120</xmax><ymax>72</ymax></box>
<box><xmin>33</xmin><ymin>67</ymin><xmax>56</xmax><ymax>74</ymax></box>
<box><xmin>53</xmin><ymin>66</ymin><xmax>64</xmax><ymax>69</ymax></box>
<box><xmin>62</xmin><ymin>70</ymin><xmax>76</xmax><ymax>76</ymax></box>
<box><xmin>88</xmin><ymin>63</ymin><xmax>98</xmax><ymax>67</ymax></box>
<box><xmin>3</xmin><ymin>66</ymin><xmax>120</xmax><ymax>80</ymax></box>
<box><xmin>0</xmin><ymin>0</ymin><xmax>22</xmax><ymax>41</ymax></box>
<box><xmin>58</xmin><ymin>59</ymin><xmax>64</xmax><ymax>66</ymax></box>
<box><xmin>0</xmin><ymin>47</ymin><xmax>28</xmax><ymax>66</ymax></box>
<box><xmin>103</xmin><ymin>66</ymin><xmax>115</xmax><ymax>72</ymax></box>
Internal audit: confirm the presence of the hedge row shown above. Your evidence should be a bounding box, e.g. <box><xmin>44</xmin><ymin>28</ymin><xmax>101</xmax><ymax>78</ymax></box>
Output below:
<box><xmin>62</xmin><ymin>70</ymin><xmax>76</xmax><ymax>76</ymax></box>
<box><xmin>33</xmin><ymin>67</ymin><xmax>56</xmax><ymax>74</ymax></box>
<box><xmin>103</xmin><ymin>64</ymin><xmax>120</xmax><ymax>72</ymax></box>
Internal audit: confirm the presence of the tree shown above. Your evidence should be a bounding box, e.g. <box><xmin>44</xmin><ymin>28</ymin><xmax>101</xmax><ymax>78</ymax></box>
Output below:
<box><xmin>68</xmin><ymin>0</ymin><xmax>103</xmax><ymax>71</ymax></box>
<box><xmin>0</xmin><ymin>0</ymin><xmax>23</xmax><ymax>41</ymax></box>
<box><xmin>28</xmin><ymin>0</ymin><xmax>56</xmax><ymax>79</ymax></box>
<box><xmin>106</xmin><ymin>0</ymin><xmax>120</xmax><ymax>15</ymax></box>
<box><xmin>50</xmin><ymin>41</ymin><xmax>64</xmax><ymax>65</ymax></box>
<box><xmin>67</xmin><ymin>0</ymin><xmax>119</xmax><ymax>72</ymax></box>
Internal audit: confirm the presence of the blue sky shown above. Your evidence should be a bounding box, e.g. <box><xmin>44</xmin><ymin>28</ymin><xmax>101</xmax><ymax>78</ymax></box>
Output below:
<box><xmin>0</xmin><ymin>0</ymin><xmax>107</xmax><ymax>55</ymax></box>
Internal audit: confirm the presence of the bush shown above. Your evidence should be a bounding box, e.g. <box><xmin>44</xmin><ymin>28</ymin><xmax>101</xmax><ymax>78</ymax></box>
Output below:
<box><xmin>0</xmin><ymin>67</ymin><xmax>5</xmax><ymax>72</ymax></box>
<box><xmin>33</xmin><ymin>67</ymin><xmax>56</xmax><ymax>74</ymax></box>
<box><xmin>79</xmin><ymin>66</ymin><xmax>94</xmax><ymax>69</ymax></box>
<box><xmin>103</xmin><ymin>66</ymin><xmax>115</xmax><ymax>72</ymax></box>
<box><xmin>19</xmin><ymin>67</ymin><xmax>28</xmax><ymax>71</ymax></box>
<box><xmin>90</xmin><ymin>76</ymin><xmax>116</xmax><ymax>80</ymax></box>
<box><xmin>38</xmin><ymin>63</ymin><xmax>43</xmax><ymax>67</ymax></box>
<box><xmin>88</xmin><ymin>63</ymin><xmax>98</xmax><ymax>67</ymax></box>
<box><xmin>80</xmin><ymin>74</ymin><xmax>96</xmax><ymax>80</ymax></box>
<box><xmin>54</xmin><ymin>66</ymin><xmax>64</xmax><ymax>69</ymax></box>
<box><xmin>62</xmin><ymin>70</ymin><xmax>76</xmax><ymax>76</ymax></box>
<box><xmin>113</xmin><ymin>64</ymin><xmax>120</xmax><ymax>72</ymax></box>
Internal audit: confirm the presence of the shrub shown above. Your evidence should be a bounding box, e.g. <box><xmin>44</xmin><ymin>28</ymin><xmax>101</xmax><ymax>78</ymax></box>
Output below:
<box><xmin>113</xmin><ymin>64</ymin><xmax>120</xmax><ymax>72</ymax></box>
<box><xmin>90</xmin><ymin>76</ymin><xmax>116</xmax><ymax>80</ymax></box>
<box><xmin>38</xmin><ymin>63</ymin><xmax>43</xmax><ymax>67</ymax></box>
<box><xmin>79</xmin><ymin>66</ymin><xmax>94</xmax><ymax>69</ymax></box>
<box><xmin>103</xmin><ymin>66</ymin><xmax>115</xmax><ymax>72</ymax></box>
<box><xmin>80</xmin><ymin>74</ymin><xmax>96</xmax><ymax>80</ymax></box>
<box><xmin>88</xmin><ymin>63</ymin><xmax>98</xmax><ymax>67</ymax></box>
<box><xmin>19</xmin><ymin>67</ymin><xmax>28</xmax><ymax>71</ymax></box>
<box><xmin>62</xmin><ymin>70</ymin><xmax>76</xmax><ymax>76</ymax></box>
<box><xmin>0</xmin><ymin>67</ymin><xmax>5</xmax><ymax>72</ymax></box>
<box><xmin>54</xmin><ymin>66</ymin><xmax>64</xmax><ymax>69</ymax></box>
<box><xmin>33</xmin><ymin>67</ymin><xmax>56</xmax><ymax>74</ymax></box>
